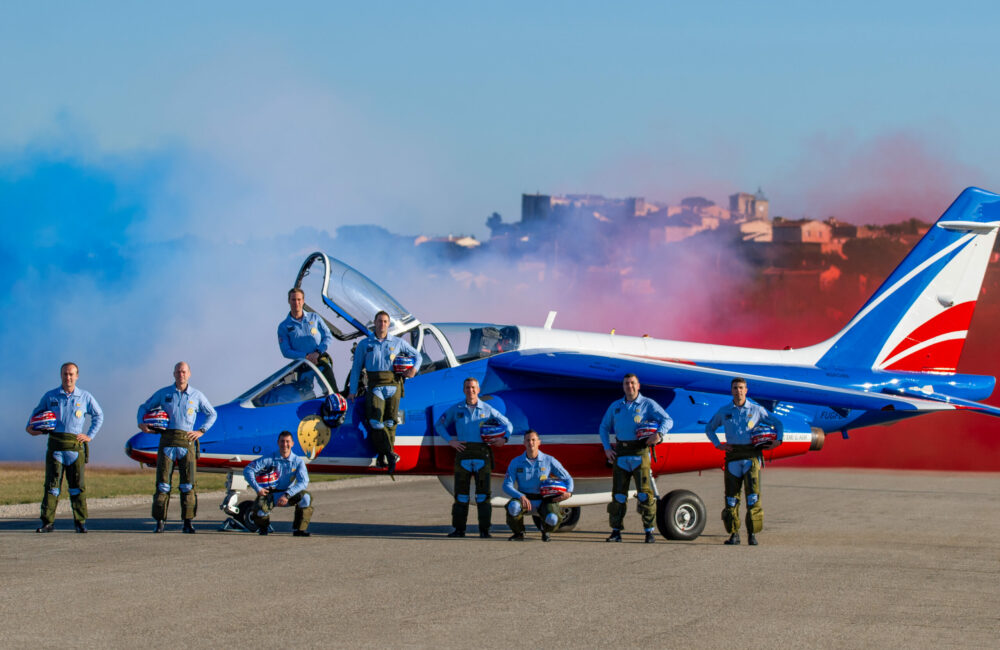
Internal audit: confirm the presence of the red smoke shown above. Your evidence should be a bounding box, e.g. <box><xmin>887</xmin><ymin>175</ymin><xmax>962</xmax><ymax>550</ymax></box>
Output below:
<box><xmin>726</xmin><ymin>259</ymin><xmax>1000</xmax><ymax>471</ymax></box>
<box><xmin>781</xmin><ymin>132</ymin><xmax>980</xmax><ymax>225</ymax></box>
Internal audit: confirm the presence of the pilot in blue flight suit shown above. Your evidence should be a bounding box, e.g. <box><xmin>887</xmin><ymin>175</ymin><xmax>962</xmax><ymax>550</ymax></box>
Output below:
<box><xmin>278</xmin><ymin>287</ymin><xmax>337</xmax><ymax>391</ymax></box>
<box><xmin>244</xmin><ymin>431</ymin><xmax>314</xmax><ymax>536</ymax></box>
<box><xmin>600</xmin><ymin>373</ymin><xmax>672</xmax><ymax>543</ymax></box>
<box><xmin>502</xmin><ymin>429</ymin><xmax>574</xmax><ymax>541</ymax></box>
<box><xmin>348</xmin><ymin>310</ymin><xmax>421</xmax><ymax>474</ymax></box>
<box><xmin>26</xmin><ymin>362</ymin><xmax>103</xmax><ymax>533</ymax></box>
<box><xmin>435</xmin><ymin>377</ymin><xmax>513</xmax><ymax>538</ymax></box>
<box><xmin>138</xmin><ymin>361</ymin><xmax>216</xmax><ymax>534</ymax></box>
<box><xmin>705</xmin><ymin>377</ymin><xmax>783</xmax><ymax>546</ymax></box>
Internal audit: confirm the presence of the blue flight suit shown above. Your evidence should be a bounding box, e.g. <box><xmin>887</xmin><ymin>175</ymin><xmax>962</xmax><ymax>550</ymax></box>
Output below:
<box><xmin>599</xmin><ymin>393</ymin><xmax>672</xmax><ymax>532</ymax></box>
<box><xmin>503</xmin><ymin>451</ymin><xmax>574</xmax><ymax>535</ymax></box>
<box><xmin>28</xmin><ymin>387</ymin><xmax>103</xmax><ymax>526</ymax></box>
<box><xmin>349</xmin><ymin>334</ymin><xmax>422</xmax><ymax>462</ymax></box>
<box><xmin>244</xmin><ymin>451</ymin><xmax>314</xmax><ymax>533</ymax></box>
<box><xmin>435</xmin><ymin>399</ymin><xmax>513</xmax><ymax>534</ymax></box>
<box><xmin>278</xmin><ymin>311</ymin><xmax>338</xmax><ymax>391</ymax></box>
<box><xmin>138</xmin><ymin>384</ymin><xmax>217</xmax><ymax>521</ymax></box>
<box><xmin>706</xmin><ymin>399</ymin><xmax>784</xmax><ymax>535</ymax></box>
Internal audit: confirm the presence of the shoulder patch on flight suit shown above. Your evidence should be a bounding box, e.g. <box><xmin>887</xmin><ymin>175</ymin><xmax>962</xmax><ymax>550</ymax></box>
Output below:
<box><xmin>725</xmin><ymin>414</ymin><xmax>732</xmax><ymax>420</ymax></box>
<box><xmin>166</xmin><ymin>395</ymin><xmax>173</xmax><ymax>403</ymax></box>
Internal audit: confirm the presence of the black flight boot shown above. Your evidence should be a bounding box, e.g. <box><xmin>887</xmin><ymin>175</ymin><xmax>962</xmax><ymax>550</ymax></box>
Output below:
<box><xmin>508</xmin><ymin>532</ymin><xmax>525</xmax><ymax>541</ymax></box>
<box><xmin>644</xmin><ymin>531</ymin><xmax>656</xmax><ymax>543</ymax></box>
<box><xmin>36</xmin><ymin>523</ymin><xmax>54</xmax><ymax>533</ymax></box>
<box><xmin>748</xmin><ymin>533</ymin><xmax>759</xmax><ymax>546</ymax></box>
<box><xmin>154</xmin><ymin>520</ymin><xmax>165</xmax><ymax>533</ymax></box>
<box><xmin>724</xmin><ymin>532</ymin><xmax>741</xmax><ymax>545</ymax></box>
<box><xmin>606</xmin><ymin>529</ymin><xmax>622</xmax><ymax>542</ymax></box>
<box><xmin>293</xmin><ymin>530</ymin><xmax>311</xmax><ymax>537</ymax></box>
<box><xmin>447</xmin><ymin>529</ymin><xmax>465</xmax><ymax>538</ymax></box>
<box><xmin>74</xmin><ymin>521</ymin><xmax>88</xmax><ymax>534</ymax></box>
<box><xmin>182</xmin><ymin>519</ymin><xmax>196</xmax><ymax>534</ymax></box>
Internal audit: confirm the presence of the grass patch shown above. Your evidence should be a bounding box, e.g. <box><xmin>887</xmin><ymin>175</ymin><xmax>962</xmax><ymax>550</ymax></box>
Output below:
<box><xmin>0</xmin><ymin>463</ymin><xmax>346</xmax><ymax>506</ymax></box>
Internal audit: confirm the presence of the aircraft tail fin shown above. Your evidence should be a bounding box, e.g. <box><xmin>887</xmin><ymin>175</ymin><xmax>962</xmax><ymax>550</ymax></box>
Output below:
<box><xmin>816</xmin><ymin>187</ymin><xmax>1000</xmax><ymax>373</ymax></box>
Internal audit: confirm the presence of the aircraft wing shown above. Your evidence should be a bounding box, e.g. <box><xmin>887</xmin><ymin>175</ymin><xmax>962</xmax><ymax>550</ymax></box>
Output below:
<box><xmin>488</xmin><ymin>349</ymin><xmax>1000</xmax><ymax>417</ymax></box>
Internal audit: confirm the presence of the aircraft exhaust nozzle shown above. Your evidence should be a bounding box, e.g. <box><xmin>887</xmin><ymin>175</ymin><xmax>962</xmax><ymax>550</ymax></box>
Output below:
<box><xmin>809</xmin><ymin>427</ymin><xmax>825</xmax><ymax>451</ymax></box>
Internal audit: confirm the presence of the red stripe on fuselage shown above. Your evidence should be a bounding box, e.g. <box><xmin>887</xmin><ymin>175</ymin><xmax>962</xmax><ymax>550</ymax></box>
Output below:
<box><xmin>125</xmin><ymin>440</ymin><xmax>813</xmax><ymax>478</ymax></box>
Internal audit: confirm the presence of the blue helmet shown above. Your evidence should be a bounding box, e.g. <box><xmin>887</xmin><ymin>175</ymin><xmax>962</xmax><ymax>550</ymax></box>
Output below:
<box><xmin>636</xmin><ymin>419</ymin><xmax>660</xmax><ymax>439</ymax></box>
<box><xmin>30</xmin><ymin>410</ymin><xmax>57</xmax><ymax>431</ymax></box>
<box><xmin>480</xmin><ymin>418</ymin><xmax>507</xmax><ymax>444</ymax></box>
<box><xmin>254</xmin><ymin>467</ymin><xmax>280</xmax><ymax>488</ymax></box>
<box><xmin>540</xmin><ymin>477</ymin><xmax>569</xmax><ymax>496</ymax></box>
<box><xmin>392</xmin><ymin>355</ymin><xmax>416</xmax><ymax>374</ymax></box>
<box><xmin>321</xmin><ymin>393</ymin><xmax>348</xmax><ymax>428</ymax></box>
<box><xmin>142</xmin><ymin>408</ymin><xmax>170</xmax><ymax>431</ymax></box>
<box><xmin>751</xmin><ymin>423</ymin><xmax>778</xmax><ymax>447</ymax></box>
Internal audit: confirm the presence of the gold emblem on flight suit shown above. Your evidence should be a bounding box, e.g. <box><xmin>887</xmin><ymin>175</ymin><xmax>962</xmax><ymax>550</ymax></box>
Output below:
<box><xmin>634</xmin><ymin>415</ymin><xmax>642</xmax><ymax>423</ymax></box>
<box><xmin>297</xmin><ymin>415</ymin><xmax>332</xmax><ymax>461</ymax></box>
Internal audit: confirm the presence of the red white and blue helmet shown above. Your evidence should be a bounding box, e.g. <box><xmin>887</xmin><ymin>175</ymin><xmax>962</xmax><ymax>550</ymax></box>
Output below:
<box><xmin>321</xmin><ymin>393</ymin><xmax>348</xmax><ymax>428</ymax></box>
<box><xmin>479</xmin><ymin>419</ymin><xmax>507</xmax><ymax>444</ymax></box>
<box><xmin>751</xmin><ymin>423</ymin><xmax>778</xmax><ymax>447</ymax></box>
<box><xmin>30</xmin><ymin>410</ymin><xmax>57</xmax><ymax>431</ymax></box>
<box><xmin>539</xmin><ymin>478</ymin><xmax>569</xmax><ymax>497</ymax></box>
<box><xmin>392</xmin><ymin>355</ymin><xmax>416</xmax><ymax>374</ymax></box>
<box><xmin>636</xmin><ymin>419</ymin><xmax>660</xmax><ymax>440</ymax></box>
<box><xmin>142</xmin><ymin>408</ymin><xmax>170</xmax><ymax>431</ymax></box>
<box><xmin>254</xmin><ymin>467</ymin><xmax>280</xmax><ymax>488</ymax></box>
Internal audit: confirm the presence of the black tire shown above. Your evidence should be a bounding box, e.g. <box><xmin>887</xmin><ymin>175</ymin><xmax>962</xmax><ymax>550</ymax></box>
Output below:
<box><xmin>656</xmin><ymin>489</ymin><xmax>706</xmax><ymax>540</ymax></box>
<box><xmin>529</xmin><ymin>505</ymin><xmax>581</xmax><ymax>533</ymax></box>
<box><xmin>557</xmin><ymin>506</ymin><xmax>581</xmax><ymax>532</ymax></box>
<box><xmin>237</xmin><ymin>499</ymin><xmax>258</xmax><ymax>532</ymax></box>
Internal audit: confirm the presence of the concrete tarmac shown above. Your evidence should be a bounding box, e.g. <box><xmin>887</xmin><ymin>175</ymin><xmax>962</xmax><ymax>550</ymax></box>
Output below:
<box><xmin>1</xmin><ymin>468</ymin><xmax>997</xmax><ymax>649</ymax></box>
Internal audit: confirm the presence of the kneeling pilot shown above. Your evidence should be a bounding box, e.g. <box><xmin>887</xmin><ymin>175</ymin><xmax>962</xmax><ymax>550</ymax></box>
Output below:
<box><xmin>502</xmin><ymin>429</ymin><xmax>573</xmax><ymax>541</ymax></box>
<box><xmin>243</xmin><ymin>431</ymin><xmax>314</xmax><ymax>536</ymax></box>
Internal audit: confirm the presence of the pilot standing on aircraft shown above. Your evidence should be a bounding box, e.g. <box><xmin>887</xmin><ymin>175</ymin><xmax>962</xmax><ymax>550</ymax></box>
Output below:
<box><xmin>137</xmin><ymin>362</ymin><xmax>217</xmax><ymax>534</ymax></box>
<box><xmin>600</xmin><ymin>373</ymin><xmax>672</xmax><ymax>543</ymax></box>
<box><xmin>705</xmin><ymin>377</ymin><xmax>783</xmax><ymax>546</ymax></box>
<box><xmin>278</xmin><ymin>288</ymin><xmax>337</xmax><ymax>391</ymax></box>
<box><xmin>347</xmin><ymin>310</ymin><xmax>421</xmax><ymax>475</ymax></box>
<box><xmin>502</xmin><ymin>429</ymin><xmax>573</xmax><ymax>541</ymax></box>
<box><xmin>435</xmin><ymin>377</ymin><xmax>513</xmax><ymax>538</ymax></box>
<box><xmin>244</xmin><ymin>431</ymin><xmax>314</xmax><ymax>536</ymax></box>
<box><xmin>25</xmin><ymin>362</ymin><xmax>103</xmax><ymax>533</ymax></box>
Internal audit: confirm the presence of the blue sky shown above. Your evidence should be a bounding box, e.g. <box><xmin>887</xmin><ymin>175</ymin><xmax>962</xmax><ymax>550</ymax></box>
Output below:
<box><xmin>2</xmin><ymin>2</ymin><xmax>999</xmax><ymax>462</ymax></box>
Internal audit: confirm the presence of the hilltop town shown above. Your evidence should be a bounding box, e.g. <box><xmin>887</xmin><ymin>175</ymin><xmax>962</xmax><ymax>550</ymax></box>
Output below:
<box><xmin>338</xmin><ymin>190</ymin><xmax>966</xmax><ymax>307</ymax></box>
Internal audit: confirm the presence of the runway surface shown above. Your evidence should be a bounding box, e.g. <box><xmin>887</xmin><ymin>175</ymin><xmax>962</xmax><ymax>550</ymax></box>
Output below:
<box><xmin>1</xmin><ymin>468</ymin><xmax>997</xmax><ymax>648</ymax></box>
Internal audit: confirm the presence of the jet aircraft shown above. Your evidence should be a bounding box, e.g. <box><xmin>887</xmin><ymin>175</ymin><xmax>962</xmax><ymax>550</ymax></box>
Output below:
<box><xmin>125</xmin><ymin>187</ymin><xmax>1000</xmax><ymax>540</ymax></box>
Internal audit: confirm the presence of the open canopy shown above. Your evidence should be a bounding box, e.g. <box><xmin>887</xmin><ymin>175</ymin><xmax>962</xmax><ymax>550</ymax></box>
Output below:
<box><xmin>295</xmin><ymin>252</ymin><xmax>419</xmax><ymax>340</ymax></box>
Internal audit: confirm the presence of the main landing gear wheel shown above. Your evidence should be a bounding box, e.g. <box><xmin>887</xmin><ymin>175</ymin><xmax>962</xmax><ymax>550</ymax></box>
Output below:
<box><xmin>656</xmin><ymin>489</ymin><xmax>706</xmax><ymax>541</ymax></box>
<box><xmin>530</xmin><ymin>506</ymin><xmax>580</xmax><ymax>533</ymax></box>
<box><xmin>237</xmin><ymin>499</ymin><xmax>258</xmax><ymax>532</ymax></box>
<box><xmin>557</xmin><ymin>506</ymin><xmax>581</xmax><ymax>532</ymax></box>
